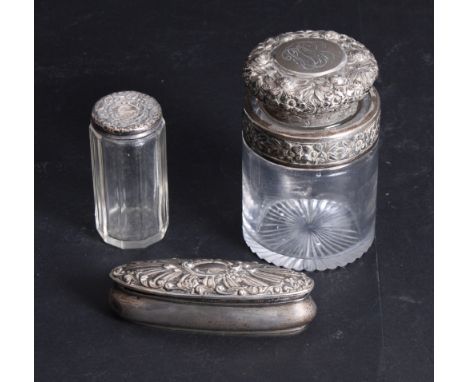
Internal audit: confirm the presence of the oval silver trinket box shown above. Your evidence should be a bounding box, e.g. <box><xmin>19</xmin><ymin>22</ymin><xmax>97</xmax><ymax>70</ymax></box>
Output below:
<box><xmin>109</xmin><ymin>258</ymin><xmax>316</xmax><ymax>336</ymax></box>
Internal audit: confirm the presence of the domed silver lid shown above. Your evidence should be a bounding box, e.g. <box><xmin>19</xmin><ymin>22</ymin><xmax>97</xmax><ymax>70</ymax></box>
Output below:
<box><xmin>91</xmin><ymin>91</ymin><xmax>163</xmax><ymax>136</ymax></box>
<box><xmin>110</xmin><ymin>258</ymin><xmax>314</xmax><ymax>302</ymax></box>
<box><xmin>243</xmin><ymin>30</ymin><xmax>378</xmax><ymax>127</ymax></box>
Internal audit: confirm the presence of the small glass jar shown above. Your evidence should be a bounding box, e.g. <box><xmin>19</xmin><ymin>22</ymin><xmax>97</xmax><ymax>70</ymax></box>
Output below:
<box><xmin>89</xmin><ymin>91</ymin><xmax>168</xmax><ymax>249</ymax></box>
<box><xmin>242</xmin><ymin>31</ymin><xmax>380</xmax><ymax>271</ymax></box>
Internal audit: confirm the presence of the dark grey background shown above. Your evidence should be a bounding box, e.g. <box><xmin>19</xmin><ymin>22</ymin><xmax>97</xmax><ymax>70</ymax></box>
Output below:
<box><xmin>35</xmin><ymin>0</ymin><xmax>433</xmax><ymax>381</ymax></box>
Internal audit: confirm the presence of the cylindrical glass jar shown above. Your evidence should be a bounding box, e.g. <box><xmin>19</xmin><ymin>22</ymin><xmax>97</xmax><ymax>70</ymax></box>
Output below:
<box><xmin>242</xmin><ymin>31</ymin><xmax>380</xmax><ymax>271</ymax></box>
<box><xmin>89</xmin><ymin>91</ymin><xmax>168</xmax><ymax>249</ymax></box>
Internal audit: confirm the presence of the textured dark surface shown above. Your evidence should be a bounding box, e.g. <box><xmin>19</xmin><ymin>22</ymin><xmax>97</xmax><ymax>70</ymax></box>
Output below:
<box><xmin>35</xmin><ymin>1</ymin><xmax>433</xmax><ymax>381</ymax></box>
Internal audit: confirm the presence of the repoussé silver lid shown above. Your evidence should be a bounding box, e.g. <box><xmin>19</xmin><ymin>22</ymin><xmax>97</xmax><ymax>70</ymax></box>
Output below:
<box><xmin>243</xmin><ymin>30</ymin><xmax>378</xmax><ymax>127</ymax></box>
<box><xmin>91</xmin><ymin>90</ymin><xmax>163</xmax><ymax>136</ymax></box>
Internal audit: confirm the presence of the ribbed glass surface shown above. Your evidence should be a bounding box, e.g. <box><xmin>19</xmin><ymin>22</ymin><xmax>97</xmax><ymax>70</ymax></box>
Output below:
<box><xmin>242</xmin><ymin>139</ymin><xmax>378</xmax><ymax>271</ymax></box>
<box><xmin>89</xmin><ymin>124</ymin><xmax>168</xmax><ymax>249</ymax></box>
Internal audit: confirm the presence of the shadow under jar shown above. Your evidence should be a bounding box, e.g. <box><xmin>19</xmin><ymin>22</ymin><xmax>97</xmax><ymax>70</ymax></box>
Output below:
<box><xmin>242</xmin><ymin>30</ymin><xmax>381</xmax><ymax>271</ymax></box>
<box><xmin>89</xmin><ymin>91</ymin><xmax>168</xmax><ymax>249</ymax></box>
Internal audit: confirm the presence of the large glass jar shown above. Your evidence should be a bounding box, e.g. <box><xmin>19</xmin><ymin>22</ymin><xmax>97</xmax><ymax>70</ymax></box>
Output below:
<box><xmin>242</xmin><ymin>31</ymin><xmax>380</xmax><ymax>271</ymax></box>
<box><xmin>89</xmin><ymin>91</ymin><xmax>168</xmax><ymax>249</ymax></box>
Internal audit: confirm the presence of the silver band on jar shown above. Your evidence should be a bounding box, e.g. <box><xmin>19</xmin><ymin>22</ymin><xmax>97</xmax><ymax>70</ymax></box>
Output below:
<box><xmin>243</xmin><ymin>87</ymin><xmax>380</xmax><ymax>169</ymax></box>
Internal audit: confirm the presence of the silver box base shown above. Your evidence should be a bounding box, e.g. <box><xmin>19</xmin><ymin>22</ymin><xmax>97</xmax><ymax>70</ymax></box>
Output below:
<box><xmin>109</xmin><ymin>286</ymin><xmax>316</xmax><ymax>336</ymax></box>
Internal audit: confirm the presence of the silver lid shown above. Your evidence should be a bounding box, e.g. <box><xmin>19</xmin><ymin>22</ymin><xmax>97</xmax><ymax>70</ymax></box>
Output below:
<box><xmin>110</xmin><ymin>258</ymin><xmax>313</xmax><ymax>302</ymax></box>
<box><xmin>91</xmin><ymin>90</ymin><xmax>163</xmax><ymax>136</ymax></box>
<box><xmin>244</xmin><ymin>30</ymin><xmax>378</xmax><ymax>126</ymax></box>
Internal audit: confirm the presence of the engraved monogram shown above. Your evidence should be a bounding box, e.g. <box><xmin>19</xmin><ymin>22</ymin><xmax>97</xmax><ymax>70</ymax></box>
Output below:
<box><xmin>280</xmin><ymin>40</ymin><xmax>335</xmax><ymax>71</ymax></box>
<box><xmin>110</xmin><ymin>259</ymin><xmax>314</xmax><ymax>299</ymax></box>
